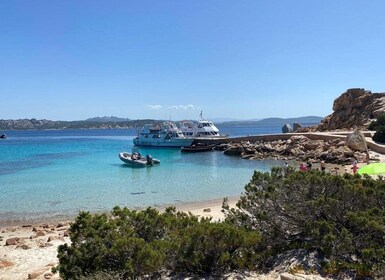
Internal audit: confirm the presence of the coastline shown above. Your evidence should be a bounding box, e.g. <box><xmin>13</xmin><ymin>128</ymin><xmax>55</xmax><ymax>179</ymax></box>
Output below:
<box><xmin>2</xmin><ymin>129</ymin><xmax>385</xmax><ymax>279</ymax></box>
<box><xmin>0</xmin><ymin>196</ymin><xmax>240</xmax><ymax>228</ymax></box>
<box><xmin>0</xmin><ymin>197</ymin><xmax>239</xmax><ymax>280</ymax></box>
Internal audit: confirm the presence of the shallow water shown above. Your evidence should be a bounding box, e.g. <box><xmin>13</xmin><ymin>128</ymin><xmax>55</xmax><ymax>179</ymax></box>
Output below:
<box><xmin>0</xmin><ymin>129</ymin><xmax>283</xmax><ymax>223</ymax></box>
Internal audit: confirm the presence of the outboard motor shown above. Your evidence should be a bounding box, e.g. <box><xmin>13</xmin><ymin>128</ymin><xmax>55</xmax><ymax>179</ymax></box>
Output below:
<box><xmin>146</xmin><ymin>155</ymin><xmax>153</xmax><ymax>166</ymax></box>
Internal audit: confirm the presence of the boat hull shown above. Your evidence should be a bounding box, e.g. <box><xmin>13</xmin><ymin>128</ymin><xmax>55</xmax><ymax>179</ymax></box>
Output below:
<box><xmin>133</xmin><ymin>138</ymin><xmax>194</xmax><ymax>147</ymax></box>
<box><xmin>181</xmin><ymin>145</ymin><xmax>214</xmax><ymax>153</ymax></box>
<box><xmin>119</xmin><ymin>152</ymin><xmax>160</xmax><ymax>167</ymax></box>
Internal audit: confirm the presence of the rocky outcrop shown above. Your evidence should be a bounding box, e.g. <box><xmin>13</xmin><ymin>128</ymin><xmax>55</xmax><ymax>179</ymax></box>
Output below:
<box><xmin>317</xmin><ymin>88</ymin><xmax>385</xmax><ymax>131</ymax></box>
<box><xmin>219</xmin><ymin>135</ymin><xmax>369</xmax><ymax>165</ymax></box>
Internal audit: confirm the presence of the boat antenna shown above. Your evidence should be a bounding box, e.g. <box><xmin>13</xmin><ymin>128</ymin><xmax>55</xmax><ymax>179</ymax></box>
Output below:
<box><xmin>200</xmin><ymin>110</ymin><xmax>203</xmax><ymax>120</ymax></box>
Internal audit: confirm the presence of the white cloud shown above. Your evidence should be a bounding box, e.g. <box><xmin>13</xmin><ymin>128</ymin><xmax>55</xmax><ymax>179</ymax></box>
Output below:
<box><xmin>147</xmin><ymin>105</ymin><xmax>162</xmax><ymax>110</ymax></box>
<box><xmin>169</xmin><ymin>104</ymin><xmax>196</xmax><ymax>110</ymax></box>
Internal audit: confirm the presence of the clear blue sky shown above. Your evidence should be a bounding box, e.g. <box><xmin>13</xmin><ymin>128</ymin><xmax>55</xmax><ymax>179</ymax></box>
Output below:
<box><xmin>1</xmin><ymin>1</ymin><xmax>385</xmax><ymax>121</ymax></box>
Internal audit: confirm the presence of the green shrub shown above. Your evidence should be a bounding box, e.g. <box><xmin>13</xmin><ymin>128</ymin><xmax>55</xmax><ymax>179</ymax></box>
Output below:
<box><xmin>372</xmin><ymin>125</ymin><xmax>385</xmax><ymax>143</ymax></box>
<box><xmin>172</xmin><ymin>219</ymin><xmax>261</xmax><ymax>274</ymax></box>
<box><xmin>223</xmin><ymin>168</ymin><xmax>385</xmax><ymax>277</ymax></box>
<box><xmin>369</xmin><ymin>113</ymin><xmax>385</xmax><ymax>143</ymax></box>
<box><xmin>368</xmin><ymin>113</ymin><xmax>385</xmax><ymax>131</ymax></box>
<box><xmin>56</xmin><ymin>207</ymin><xmax>261</xmax><ymax>279</ymax></box>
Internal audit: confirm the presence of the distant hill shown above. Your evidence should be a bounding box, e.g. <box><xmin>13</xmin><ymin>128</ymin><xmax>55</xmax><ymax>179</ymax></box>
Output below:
<box><xmin>221</xmin><ymin>116</ymin><xmax>323</xmax><ymax>126</ymax></box>
<box><xmin>85</xmin><ymin>116</ymin><xmax>130</xmax><ymax>122</ymax></box>
<box><xmin>0</xmin><ymin>116</ymin><xmax>323</xmax><ymax>130</ymax></box>
<box><xmin>0</xmin><ymin>118</ymin><xmax>162</xmax><ymax>130</ymax></box>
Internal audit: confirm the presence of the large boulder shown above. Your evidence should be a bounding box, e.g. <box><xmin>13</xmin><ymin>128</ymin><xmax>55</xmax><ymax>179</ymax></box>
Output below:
<box><xmin>224</xmin><ymin>145</ymin><xmax>244</xmax><ymax>156</ymax></box>
<box><xmin>292</xmin><ymin>122</ymin><xmax>303</xmax><ymax>132</ymax></box>
<box><xmin>346</xmin><ymin>129</ymin><xmax>368</xmax><ymax>152</ymax></box>
<box><xmin>282</xmin><ymin>124</ymin><xmax>293</xmax><ymax>133</ymax></box>
<box><xmin>317</xmin><ymin>88</ymin><xmax>385</xmax><ymax>131</ymax></box>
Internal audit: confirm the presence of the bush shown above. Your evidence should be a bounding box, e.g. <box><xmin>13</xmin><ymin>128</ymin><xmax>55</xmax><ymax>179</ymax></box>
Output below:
<box><xmin>56</xmin><ymin>207</ymin><xmax>261</xmax><ymax>279</ymax></box>
<box><xmin>369</xmin><ymin>113</ymin><xmax>385</xmax><ymax>143</ymax></box>
<box><xmin>368</xmin><ymin>113</ymin><xmax>385</xmax><ymax>131</ymax></box>
<box><xmin>372</xmin><ymin>125</ymin><xmax>385</xmax><ymax>143</ymax></box>
<box><xmin>223</xmin><ymin>168</ymin><xmax>385</xmax><ymax>277</ymax></box>
<box><xmin>172</xmin><ymin>219</ymin><xmax>261</xmax><ymax>274</ymax></box>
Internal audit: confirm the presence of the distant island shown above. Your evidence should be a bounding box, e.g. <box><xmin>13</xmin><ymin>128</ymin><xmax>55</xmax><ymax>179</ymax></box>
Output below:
<box><xmin>0</xmin><ymin>117</ymin><xmax>163</xmax><ymax>130</ymax></box>
<box><xmin>0</xmin><ymin>116</ymin><xmax>323</xmax><ymax>130</ymax></box>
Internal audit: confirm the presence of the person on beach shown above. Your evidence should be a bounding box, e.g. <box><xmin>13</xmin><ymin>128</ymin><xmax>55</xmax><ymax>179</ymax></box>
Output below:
<box><xmin>283</xmin><ymin>161</ymin><xmax>289</xmax><ymax>175</ymax></box>
<box><xmin>352</xmin><ymin>160</ymin><xmax>358</xmax><ymax>174</ymax></box>
<box><xmin>307</xmin><ymin>161</ymin><xmax>312</xmax><ymax>171</ymax></box>
<box><xmin>299</xmin><ymin>163</ymin><xmax>307</xmax><ymax>172</ymax></box>
<box><xmin>334</xmin><ymin>166</ymin><xmax>340</xmax><ymax>175</ymax></box>
<box><xmin>320</xmin><ymin>160</ymin><xmax>326</xmax><ymax>173</ymax></box>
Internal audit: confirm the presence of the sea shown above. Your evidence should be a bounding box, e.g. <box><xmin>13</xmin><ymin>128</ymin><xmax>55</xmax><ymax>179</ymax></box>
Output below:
<box><xmin>0</xmin><ymin>124</ymin><xmax>287</xmax><ymax>225</ymax></box>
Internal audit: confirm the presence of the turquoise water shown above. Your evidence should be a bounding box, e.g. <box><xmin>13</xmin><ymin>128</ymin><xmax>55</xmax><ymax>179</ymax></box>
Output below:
<box><xmin>0</xmin><ymin>129</ymin><xmax>283</xmax><ymax>224</ymax></box>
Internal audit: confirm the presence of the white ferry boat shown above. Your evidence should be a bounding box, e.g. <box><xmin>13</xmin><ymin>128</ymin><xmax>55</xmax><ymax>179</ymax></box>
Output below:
<box><xmin>178</xmin><ymin>112</ymin><xmax>228</xmax><ymax>139</ymax></box>
<box><xmin>133</xmin><ymin>122</ymin><xmax>194</xmax><ymax>147</ymax></box>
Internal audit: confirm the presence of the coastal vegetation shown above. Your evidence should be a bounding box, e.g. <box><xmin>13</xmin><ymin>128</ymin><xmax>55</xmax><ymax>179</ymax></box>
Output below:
<box><xmin>224</xmin><ymin>168</ymin><xmax>385</xmax><ymax>278</ymax></box>
<box><xmin>56</xmin><ymin>168</ymin><xmax>385</xmax><ymax>279</ymax></box>
<box><xmin>369</xmin><ymin>113</ymin><xmax>385</xmax><ymax>144</ymax></box>
<box><xmin>55</xmin><ymin>207</ymin><xmax>261</xmax><ymax>279</ymax></box>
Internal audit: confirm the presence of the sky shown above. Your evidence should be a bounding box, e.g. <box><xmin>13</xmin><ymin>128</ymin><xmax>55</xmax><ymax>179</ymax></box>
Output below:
<box><xmin>1</xmin><ymin>1</ymin><xmax>385</xmax><ymax>121</ymax></box>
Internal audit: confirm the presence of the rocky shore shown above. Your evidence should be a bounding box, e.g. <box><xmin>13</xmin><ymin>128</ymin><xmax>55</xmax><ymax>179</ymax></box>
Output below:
<box><xmin>217</xmin><ymin>133</ymin><xmax>370</xmax><ymax>168</ymax></box>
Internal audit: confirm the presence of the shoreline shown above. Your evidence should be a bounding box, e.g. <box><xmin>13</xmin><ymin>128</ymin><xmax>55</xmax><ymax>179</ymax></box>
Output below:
<box><xmin>0</xmin><ymin>196</ymin><xmax>240</xmax><ymax>228</ymax></box>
